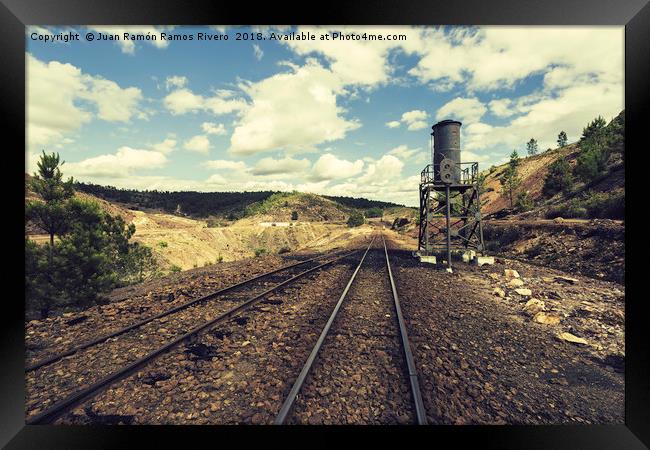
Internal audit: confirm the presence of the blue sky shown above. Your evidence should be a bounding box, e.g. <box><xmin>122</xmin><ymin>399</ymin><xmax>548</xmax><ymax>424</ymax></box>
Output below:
<box><xmin>26</xmin><ymin>26</ymin><xmax>623</xmax><ymax>206</ymax></box>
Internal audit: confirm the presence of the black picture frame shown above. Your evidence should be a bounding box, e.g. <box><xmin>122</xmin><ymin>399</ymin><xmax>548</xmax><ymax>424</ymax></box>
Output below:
<box><xmin>2</xmin><ymin>0</ymin><xmax>648</xmax><ymax>447</ymax></box>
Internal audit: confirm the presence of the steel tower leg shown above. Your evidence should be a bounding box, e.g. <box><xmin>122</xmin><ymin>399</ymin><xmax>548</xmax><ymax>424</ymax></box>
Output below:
<box><xmin>445</xmin><ymin>185</ymin><xmax>451</xmax><ymax>270</ymax></box>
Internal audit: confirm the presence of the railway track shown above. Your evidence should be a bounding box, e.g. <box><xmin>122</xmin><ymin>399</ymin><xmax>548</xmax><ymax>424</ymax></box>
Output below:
<box><xmin>274</xmin><ymin>233</ymin><xmax>427</xmax><ymax>425</ymax></box>
<box><xmin>25</xmin><ymin>245</ymin><xmax>366</xmax><ymax>425</ymax></box>
<box><xmin>26</xmin><ymin>248</ymin><xmax>352</xmax><ymax>372</ymax></box>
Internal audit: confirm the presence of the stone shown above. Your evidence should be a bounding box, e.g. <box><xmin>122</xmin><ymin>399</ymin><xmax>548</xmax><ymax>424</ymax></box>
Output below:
<box><xmin>523</xmin><ymin>298</ymin><xmax>545</xmax><ymax>315</ymax></box>
<box><xmin>533</xmin><ymin>312</ymin><xmax>561</xmax><ymax>325</ymax></box>
<box><xmin>473</xmin><ymin>256</ymin><xmax>495</xmax><ymax>266</ymax></box>
<box><xmin>462</xmin><ymin>250</ymin><xmax>476</xmax><ymax>263</ymax></box>
<box><xmin>555</xmin><ymin>275</ymin><xmax>579</xmax><ymax>285</ymax></box>
<box><xmin>514</xmin><ymin>288</ymin><xmax>532</xmax><ymax>296</ymax></box>
<box><xmin>504</xmin><ymin>269</ymin><xmax>520</xmax><ymax>278</ymax></box>
<box><xmin>508</xmin><ymin>278</ymin><xmax>525</xmax><ymax>288</ymax></box>
<box><xmin>419</xmin><ymin>255</ymin><xmax>437</xmax><ymax>264</ymax></box>
<box><xmin>557</xmin><ymin>332</ymin><xmax>588</xmax><ymax>345</ymax></box>
<box><xmin>493</xmin><ymin>287</ymin><xmax>506</xmax><ymax>298</ymax></box>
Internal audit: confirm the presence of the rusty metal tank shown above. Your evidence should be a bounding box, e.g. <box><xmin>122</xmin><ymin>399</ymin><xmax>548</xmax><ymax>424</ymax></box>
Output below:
<box><xmin>431</xmin><ymin>119</ymin><xmax>462</xmax><ymax>183</ymax></box>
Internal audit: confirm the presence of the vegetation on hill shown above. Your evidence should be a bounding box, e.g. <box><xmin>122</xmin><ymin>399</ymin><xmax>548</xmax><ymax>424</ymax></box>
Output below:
<box><xmin>74</xmin><ymin>182</ymin><xmax>275</xmax><ymax>219</ymax></box>
<box><xmin>482</xmin><ymin>110</ymin><xmax>624</xmax><ymax>220</ymax></box>
<box><xmin>242</xmin><ymin>191</ymin><xmax>348</xmax><ymax>222</ymax></box>
<box><xmin>74</xmin><ymin>183</ymin><xmax>404</xmax><ymax>220</ymax></box>
<box><xmin>322</xmin><ymin>195</ymin><xmax>402</xmax><ymax>210</ymax></box>
<box><xmin>347</xmin><ymin>212</ymin><xmax>365</xmax><ymax>227</ymax></box>
<box><xmin>26</xmin><ymin>152</ymin><xmax>159</xmax><ymax>319</ymax></box>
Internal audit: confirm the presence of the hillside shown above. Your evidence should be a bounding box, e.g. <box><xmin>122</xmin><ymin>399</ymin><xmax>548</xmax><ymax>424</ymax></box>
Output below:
<box><xmin>473</xmin><ymin>111</ymin><xmax>625</xmax><ymax>282</ymax></box>
<box><xmin>26</xmin><ymin>181</ymin><xmax>395</xmax><ymax>271</ymax></box>
<box><xmin>73</xmin><ymin>183</ymin><xmax>402</xmax><ymax>220</ymax></box>
<box><xmin>480</xmin><ymin>110</ymin><xmax>624</xmax><ymax>220</ymax></box>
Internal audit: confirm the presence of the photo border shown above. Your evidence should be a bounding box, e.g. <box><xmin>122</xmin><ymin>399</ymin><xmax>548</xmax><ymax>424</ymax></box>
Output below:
<box><xmin>2</xmin><ymin>0</ymin><xmax>648</xmax><ymax>447</ymax></box>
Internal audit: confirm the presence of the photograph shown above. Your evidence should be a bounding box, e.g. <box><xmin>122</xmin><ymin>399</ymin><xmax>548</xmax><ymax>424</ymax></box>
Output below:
<box><xmin>22</xmin><ymin>23</ymin><xmax>627</xmax><ymax>427</ymax></box>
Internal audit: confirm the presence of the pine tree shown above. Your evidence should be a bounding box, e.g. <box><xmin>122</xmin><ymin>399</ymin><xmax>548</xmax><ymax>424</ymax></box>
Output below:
<box><xmin>543</xmin><ymin>158</ymin><xmax>574</xmax><ymax>197</ymax></box>
<box><xmin>557</xmin><ymin>131</ymin><xmax>568</xmax><ymax>147</ymax></box>
<box><xmin>526</xmin><ymin>138</ymin><xmax>539</xmax><ymax>156</ymax></box>
<box><xmin>26</xmin><ymin>151</ymin><xmax>75</xmax><ymax>262</ymax></box>
<box><xmin>502</xmin><ymin>151</ymin><xmax>522</xmax><ymax>208</ymax></box>
<box><xmin>581</xmin><ymin>116</ymin><xmax>607</xmax><ymax>141</ymax></box>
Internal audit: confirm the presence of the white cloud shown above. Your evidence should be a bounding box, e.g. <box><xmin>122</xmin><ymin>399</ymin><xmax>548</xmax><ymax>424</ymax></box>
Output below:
<box><xmin>388</xmin><ymin>145</ymin><xmax>427</xmax><ymax>164</ymax></box>
<box><xmin>488</xmin><ymin>98</ymin><xmax>514</xmax><ymax>118</ymax></box>
<box><xmin>252</xmin><ymin>156</ymin><xmax>311</xmax><ymax>176</ymax></box>
<box><xmin>436</xmin><ymin>97</ymin><xmax>487</xmax><ymax>124</ymax></box>
<box><xmin>229</xmin><ymin>60</ymin><xmax>360</xmax><ymax>155</ymax></box>
<box><xmin>201</xmin><ymin>122</ymin><xmax>227</xmax><ymax>135</ymax></box>
<box><xmin>26</xmin><ymin>54</ymin><xmax>143</xmax><ymax>150</ymax></box>
<box><xmin>65</xmin><ymin>147</ymin><xmax>167</xmax><ymax>178</ymax></box>
<box><xmin>165</xmin><ymin>75</ymin><xmax>188</xmax><ymax>91</ymax></box>
<box><xmin>401</xmin><ymin>110</ymin><xmax>427</xmax><ymax>123</ymax></box>
<box><xmin>357</xmin><ymin>154</ymin><xmax>404</xmax><ymax>185</ymax></box>
<box><xmin>386</xmin><ymin>109</ymin><xmax>429</xmax><ymax>131</ymax></box>
<box><xmin>88</xmin><ymin>26</ymin><xmax>172</xmax><ymax>54</ymax></box>
<box><xmin>253</xmin><ymin>44</ymin><xmax>264</xmax><ymax>61</ymax></box>
<box><xmin>81</xmin><ymin>77</ymin><xmax>143</xmax><ymax>122</ymax></box>
<box><xmin>463</xmin><ymin>81</ymin><xmax>623</xmax><ymax>156</ymax></box>
<box><xmin>310</xmin><ymin>153</ymin><xmax>364</xmax><ymax>181</ymax></box>
<box><xmin>164</xmin><ymin>88</ymin><xmax>248</xmax><ymax>116</ymax></box>
<box><xmin>283</xmin><ymin>26</ymin><xmax>424</xmax><ymax>87</ymax></box>
<box><xmin>203</xmin><ymin>159</ymin><xmax>247</xmax><ymax>170</ymax></box>
<box><xmin>409</xmin><ymin>27</ymin><xmax>623</xmax><ymax>91</ymax></box>
<box><xmin>183</xmin><ymin>135</ymin><xmax>211</xmax><ymax>154</ymax></box>
<box><xmin>151</xmin><ymin>138</ymin><xmax>176</xmax><ymax>154</ymax></box>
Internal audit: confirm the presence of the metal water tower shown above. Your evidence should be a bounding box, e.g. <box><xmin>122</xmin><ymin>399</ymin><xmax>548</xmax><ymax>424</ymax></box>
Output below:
<box><xmin>418</xmin><ymin>119</ymin><xmax>486</xmax><ymax>269</ymax></box>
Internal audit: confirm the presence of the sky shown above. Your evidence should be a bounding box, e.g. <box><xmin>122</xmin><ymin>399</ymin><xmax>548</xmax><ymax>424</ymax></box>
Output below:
<box><xmin>26</xmin><ymin>26</ymin><xmax>624</xmax><ymax>207</ymax></box>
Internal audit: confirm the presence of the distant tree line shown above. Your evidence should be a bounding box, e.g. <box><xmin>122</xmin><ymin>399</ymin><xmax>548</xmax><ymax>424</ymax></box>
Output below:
<box><xmin>73</xmin><ymin>184</ymin><xmax>404</xmax><ymax>219</ymax></box>
<box><xmin>74</xmin><ymin>183</ymin><xmax>276</xmax><ymax>219</ymax></box>
<box><xmin>322</xmin><ymin>195</ymin><xmax>402</xmax><ymax>210</ymax></box>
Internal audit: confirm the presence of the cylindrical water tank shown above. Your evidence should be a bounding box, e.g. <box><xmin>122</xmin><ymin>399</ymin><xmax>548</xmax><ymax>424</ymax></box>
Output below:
<box><xmin>432</xmin><ymin>120</ymin><xmax>462</xmax><ymax>183</ymax></box>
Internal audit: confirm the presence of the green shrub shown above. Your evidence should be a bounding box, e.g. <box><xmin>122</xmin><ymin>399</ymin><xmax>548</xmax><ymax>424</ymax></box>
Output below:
<box><xmin>515</xmin><ymin>191</ymin><xmax>534</xmax><ymax>212</ymax></box>
<box><xmin>575</xmin><ymin>141</ymin><xmax>609</xmax><ymax>183</ymax></box>
<box><xmin>254</xmin><ymin>248</ymin><xmax>267</xmax><ymax>257</ymax></box>
<box><xmin>545</xmin><ymin>191</ymin><xmax>624</xmax><ymax>220</ymax></box>
<box><xmin>347</xmin><ymin>212</ymin><xmax>365</xmax><ymax>227</ymax></box>
<box><xmin>365</xmin><ymin>207</ymin><xmax>383</xmax><ymax>218</ymax></box>
<box><xmin>482</xmin><ymin>225</ymin><xmax>522</xmax><ymax>252</ymax></box>
<box><xmin>582</xmin><ymin>191</ymin><xmax>624</xmax><ymax>219</ymax></box>
<box><xmin>542</xmin><ymin>158</ymin><xmax>574</xmax><ymax>197</ymax></box>
<box><xmin>206</xmin><ymin>219</ymin><xmax>224</xmax><ymax>228</ymax></box>
<box><xmin>170</xmin><ymin>265</ymin><xmax>182</xmax><ymax>273</ymax></box>
<box><xmin>158</xmin><ymin>241</ymin><xmax>168</xmax><ymax>248</ymax></box>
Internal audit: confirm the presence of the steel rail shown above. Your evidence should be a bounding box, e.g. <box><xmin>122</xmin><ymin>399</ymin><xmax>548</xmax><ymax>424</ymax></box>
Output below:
<box><xmin>26</xmin><ymin>248</ymin><xmax>353</xmax><ymax>373</ymax></box>
<box><xmin>273</xmin><ymin>236</ymin><xmax>376</xmax><ymax>425</ymax></box>
<box><xmin>26</xmin><ymin>248</ymin><xmax>362</xmax><ymax>425</ymax></box>
<box><xmin>382</xmin><ymin>235</ymin><xmax>428</xmax><ymax>425</ymax></box>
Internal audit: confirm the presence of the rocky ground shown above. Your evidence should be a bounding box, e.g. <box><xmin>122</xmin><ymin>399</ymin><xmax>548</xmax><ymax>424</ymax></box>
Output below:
<box><xmin>388</xmin><ymin>242</ymin><xmax>624</xmax><ymax>424</ymax></box>
<box><xmin>25</xmin><ymin>227</ymin><xmax>624</xmax><ymax>425</ymax></box>
<box><xmin>483</xmin><ymin>219</ymin><xmax>625</xmax><ymax>284</ymax></box>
